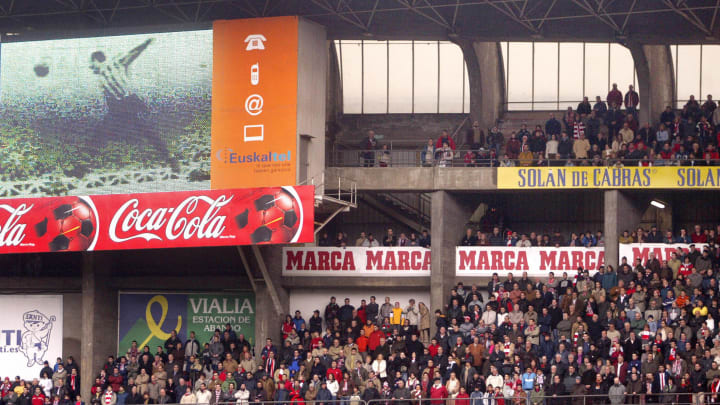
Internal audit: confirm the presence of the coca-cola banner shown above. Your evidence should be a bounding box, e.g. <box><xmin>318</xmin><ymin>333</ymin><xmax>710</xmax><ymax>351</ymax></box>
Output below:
<box><xmin>282</xmin><ymin>247</ymin><xmax>431</xmax><ymax>277</ymax></box>
<box><xmin>0</xmin><ymin>185</ymin><xmax>314</xmax><ymax>253</ymax></box>
<box><xmin>456</xmin><ymin>246</ymin><xmax>605</xmax><ymax>277</ymax></box>
<box><xmin>618</xmin><ymin>243</ymin><xmax>706</xmax><ymax>264</ymax></box>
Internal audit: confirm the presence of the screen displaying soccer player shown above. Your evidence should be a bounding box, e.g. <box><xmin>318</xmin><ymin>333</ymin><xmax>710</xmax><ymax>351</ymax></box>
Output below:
<box><xmin>0</xmin><ymin>30</ymin><xmax>212</xmax><ymax>197</ymax></box>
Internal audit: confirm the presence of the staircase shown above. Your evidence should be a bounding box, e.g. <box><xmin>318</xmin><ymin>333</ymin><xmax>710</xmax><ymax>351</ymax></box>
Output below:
<box><xmin>359</xmin><ymin>192</ymin><xmax>431</xmax><ymax>233</ymax></box>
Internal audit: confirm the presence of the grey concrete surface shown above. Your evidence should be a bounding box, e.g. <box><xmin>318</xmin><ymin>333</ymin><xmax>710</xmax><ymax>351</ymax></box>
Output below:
<box><xmin>604</xmin><ymin>191</ymin><xmax>643</xmax><ymax>268</ymax></box>
<box><xmin>430</xmin><ymin>191</ymin><xmax>475</xmax><ymax>332</ymax></box>
<box><xmin>326</xmin><ymin>167</ymin><xmax>496</xmax><ymax>191</ymax></box>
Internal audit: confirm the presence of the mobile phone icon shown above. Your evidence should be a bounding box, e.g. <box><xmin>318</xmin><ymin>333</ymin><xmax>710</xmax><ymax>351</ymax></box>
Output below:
<box><xmin>251</xmin><ymin>63</ymin><xmax>259</xmax><ymax>85</ymax></box>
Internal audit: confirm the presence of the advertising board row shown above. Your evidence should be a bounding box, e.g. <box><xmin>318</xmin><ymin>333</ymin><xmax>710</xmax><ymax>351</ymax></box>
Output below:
<box><xmin>0</xmin><ymin>185</ymin><xmax>314</xmax><ymax>254</ymax></box>
<box><xmin>282</xmin><ymin>243</ymin><xmax>699</xmax><ymax>277</ymax></box>
<box><xmin>497</xmin><ymin>167</ymin><xmax>720</xmax><ymax>189</ymax></box>
<box><xmin>118</xmin><ymin>292</ymin><xmax>255</xmax><ymax>356</ymax></box>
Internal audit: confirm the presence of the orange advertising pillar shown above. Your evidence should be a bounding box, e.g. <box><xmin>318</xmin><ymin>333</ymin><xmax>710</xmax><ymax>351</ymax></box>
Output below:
<box><xmin>211</xmin><ymin>17</ymin><xmax>300</xmax><ymax>188</ymax></box>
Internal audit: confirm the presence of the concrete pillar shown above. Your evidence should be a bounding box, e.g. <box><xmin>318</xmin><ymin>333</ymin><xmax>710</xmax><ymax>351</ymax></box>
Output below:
<box><xmin>297</xmin><ymin>19</ymin><xmax>327</xmax><ymax>185</ymax></box>
<box><xmin>253</xmin><ymin>246</ymin><xmax>289</xmax><ymax>348</ymax></box>
<box><xmin>628</xmin><ymin>42</ymin><xmax>674</xmax><ymax>125</ymax></box>
<box><xmin>430</xmin><ymin>191</ymin><xmax>473</xmax><ymax>333</ymax></box>
<box><xmin>644</xmin><ymin>45</ymin><xmax>675</xmax><ymax>124</ymax></box>
<box><xmin>326</xmin><ymin>40</ymin><xmax>343</xmax><ymax>122</ymax></box>
<box><xmin>457</xmin><ymin>40</ymin><xmax>505</xmax><ymax>133</ymax></box>
<box><xmin>604</xmin><ymin>191</ymin><xmax>643</xmax><ymax>268</ymax></box>
<box><xmin>81</xmin><ymin>252</ymin><xmax>117</xmax><ymax>400</ymax></box>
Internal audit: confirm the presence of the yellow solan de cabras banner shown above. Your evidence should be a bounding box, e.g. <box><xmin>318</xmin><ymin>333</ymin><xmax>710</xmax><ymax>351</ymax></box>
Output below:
<box><xmin>497</xmin><ymin>166</ymin><xmax>720</xmax><ymax>189</ymax></box>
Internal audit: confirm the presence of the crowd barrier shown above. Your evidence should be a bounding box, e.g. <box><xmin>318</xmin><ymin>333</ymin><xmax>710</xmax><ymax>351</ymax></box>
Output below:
<box><xmin>156</xmin><ymin>392</ymin><xmax>715</xmax><ymax>405</ymax></box>
<box><xmin>330</xmin><ymin>148</ymin><xmax>720</xmax><ymax>168</ymax></box>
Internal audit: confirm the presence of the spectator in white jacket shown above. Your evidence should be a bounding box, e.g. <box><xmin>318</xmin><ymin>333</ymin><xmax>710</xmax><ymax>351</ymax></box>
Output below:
<box><xmin>234</xmin><ymin>384</ymin><xmax>250</xmax><ymax>405</ymax></box>
<box><xmin>404</xmin><ymin>299</ymin><xmax>419</xmax><ymax>333</ymax></box>
<box><xmin>485</xmin><ymin>367</ymin><xmax>504</xmax><ymax>391</ymax></box>
<box><xmin>372</xmin><ymin>354</ymin><xmax>387</xmax><ymax>379</ymax></box>
<box><xmin>195</xmin><ymin>384</ymin><xmax>212</xmax><ymax>405</ymax></box>
<box><xmin>179</xmin><ymin>387</ymin><xmax>197</xmax><ymax>405</ymax></box>
<box><xmin>326</xmin><ymin>374</ymin><xmax>340</xmax><ymax>399</ymax></box>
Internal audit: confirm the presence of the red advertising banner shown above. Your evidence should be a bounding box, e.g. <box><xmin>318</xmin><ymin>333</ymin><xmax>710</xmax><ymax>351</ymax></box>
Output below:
<box><xmin>0</xmin><ymin>186</ymin><xmax>314</xmax><ymax>253</ymax></box>
<box><xmin>282</xmin><ymin>247</ymin><xmax>431</xmax><ymax>277</ymax></box>
<box><xmin>456</xmin><ymin>246</ymin><xmax>605</xmax><ymax>277</ymax></box>
<box><xmin>618</xmin><ymin>243</ymin><xmax>706</xmax><ymax>263</ymax></box>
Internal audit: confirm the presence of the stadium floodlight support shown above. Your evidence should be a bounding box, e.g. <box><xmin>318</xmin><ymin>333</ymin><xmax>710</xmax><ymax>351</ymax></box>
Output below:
<box><xmin>650</xmin><ymin>199</ymin><xmax>667</xmax><ymax>209</ymax></box>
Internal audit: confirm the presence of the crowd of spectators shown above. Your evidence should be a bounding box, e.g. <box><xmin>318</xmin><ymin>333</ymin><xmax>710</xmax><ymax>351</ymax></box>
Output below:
<box><xmin>0</xmin><ymin>358</ymin><xmax>81</xmax><ymax>405</ymax></box>
<box><xmin>356</xmin><ymin>86</ymin><xmax>720</xmax><ymax>168</ymax></box>
<box><xmin>26</xmin><ymin>225</ymin><xmax>720</xmax><ymax>405</ymax></box>
<box><xmin>459</xmin><ymin>224</ymin><xmax>720</xmax><ymax>250</ymax></box>
<box><xmin>318</xmin><ymin>229</ymin><xmax>431</xmax><ymax>248</ymax></box>
<box><xmin>459</xmin><ymin>227</ymin><xmax>605</xmax><ymax>248</ymax></box>
<box><xmin>273</xmin><ymin>237</ymin><xmax>720</xmax><ymax>405</ymax></box>
<box><xmin>478</xmin><ymin>88</ymin><xmax>720</xmax><ymax>168</ymax></box>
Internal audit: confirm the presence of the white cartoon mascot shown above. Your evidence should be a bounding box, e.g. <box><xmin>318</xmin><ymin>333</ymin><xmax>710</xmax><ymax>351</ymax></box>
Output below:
<box><xmin>19</xmin><ymin>310</ymin><xmax>55</xmax><ymax>367</ymax></box>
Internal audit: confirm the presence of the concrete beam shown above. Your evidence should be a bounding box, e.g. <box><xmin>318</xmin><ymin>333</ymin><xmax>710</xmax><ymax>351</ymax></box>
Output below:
<box><xmin>109</xmin><ymin>276</ymin><xmax>251</xmax><ymax>291</ymax></box>
<box><xmin>473</xmin><ymin>41</ymin><xmax>505</xmax><ymax>130</ymax></box>
<box><xmin>604</xmin><ymin>190</ymin><xmax>643</xmax><ymax>268</ymax></box>
<box><xmin>627</xmin><ymin>42</ymin><xmax>674</xmax><ymax>125</ymax></box>
<box><xmin>0</xmin><ymin>277</ymin><xmax>81</xmax><ymax>291</ymax></box>
<box><xmin>80</xmin><ymin>252</ymin><xmax>117</xmax><ymax>400</ymax></box>
<box><xmin>430</xmin><ymin>191</ymin><xmax>475</xmax><ymax>333</ymax></box>
<box><xmin>326</xmin><ymin>167</ymin><xmax>496</xmax><ymax>191</ymax></box>
<box><xmin>455</xmin><ymin>40</ymin><xmax>505</xmax><ymax>133</ymax></box>
<box><xmin>282</xmin><ymin>277</ymin><xmax>431</xmax><ymax>289</ymax></box>
<box><xmin>253</xmin><ymin>246</ymin><xmax>289</xmax><ymax>347</ymax></box>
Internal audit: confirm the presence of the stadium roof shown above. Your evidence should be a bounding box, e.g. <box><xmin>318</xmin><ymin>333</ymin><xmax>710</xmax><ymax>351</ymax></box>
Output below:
<box><xmin>1</xmin><ymin>0</ymin><xmax>719</xmax><ymax>43</ymax></box>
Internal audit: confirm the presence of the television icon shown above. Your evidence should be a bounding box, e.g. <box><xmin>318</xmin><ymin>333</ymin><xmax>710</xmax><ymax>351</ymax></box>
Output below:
<box><xmin>244</xmin><ymin>124</ymin><xmax>264</xmax><ymax>142</ymax></box>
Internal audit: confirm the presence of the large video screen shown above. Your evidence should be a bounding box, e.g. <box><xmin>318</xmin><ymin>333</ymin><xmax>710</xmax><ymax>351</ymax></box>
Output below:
<box><xmin>0</xmin><ymin>30</ymin><xmax>212</xmax><ymax>197</ymax></box>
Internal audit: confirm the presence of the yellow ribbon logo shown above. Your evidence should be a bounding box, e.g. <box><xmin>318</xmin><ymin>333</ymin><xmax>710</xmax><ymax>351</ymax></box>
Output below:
<box><xmin>139</xmin><ymin>295</ymin><xmax>182</xmax><ymax>349</ymax></box>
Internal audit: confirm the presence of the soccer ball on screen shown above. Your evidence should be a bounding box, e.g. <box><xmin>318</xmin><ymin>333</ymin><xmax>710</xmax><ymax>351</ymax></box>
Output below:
<box><xmin>35</xmin><ymin>197</ymin><xmax>97</xmax><ymax>251</ymax></box>
<box><xmin>235</xmin><ymin>189</ymin><xmax>300</xmax><ymax>244</ymax></box>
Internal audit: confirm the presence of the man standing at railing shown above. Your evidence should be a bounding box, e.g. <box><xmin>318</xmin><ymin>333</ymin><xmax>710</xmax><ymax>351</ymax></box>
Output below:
<box><xmin>625</xmin><ymin>85</ymin><xmax>639</xmax><ymax>118</ymax></box>
<box><xmin>521</xmin><ymin>368</ymin><xmax>536</xmax><ymax>405</ymax></box>
<box><xmin>488</xmin><ymin>127</ymin><xmax>504</xmax><ymax>155</ymax></box>
<box><xmin>608</xmin><ymin>377</ymin><xmax>626</xmax><ymax>405</ymax></box>
<box><xmin>361</xmin><ymin>130</ymin><xmax>378</xmax><ymax>167</ymax></box>
<box><xmin>545</xmin><ymin>114</ymin><xmax>561</xmax><ymax>138</ymax></box>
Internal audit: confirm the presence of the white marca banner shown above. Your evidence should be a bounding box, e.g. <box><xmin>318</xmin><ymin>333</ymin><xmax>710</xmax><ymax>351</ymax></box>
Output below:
<box><xmin>456</xmin><ymin>246</ymin><xmax>605</xmax><ymax>277</ymax></box>
<box><xmin>282</xmin><ymin>247</ymin><xmax>431</xmax><ymax>277</ymax></box>
<box><xmin>0</xmin><ymin>295</ymin><xmax>63</xmax><ymax>379</ymax></box>
<box><xmin>618</xmin><ymin>243</ymin><xmax>706</xmax><ymax>264</ymax></box>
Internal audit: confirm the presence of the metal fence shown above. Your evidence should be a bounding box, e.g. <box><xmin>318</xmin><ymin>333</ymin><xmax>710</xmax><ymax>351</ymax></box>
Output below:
<box><xmin>329</xmin><ymin>148</ymin><xmax>720</xmax><ymax>168</ymax></box>
<box><xmin>162</xmin><ymin>391</ymin><xmax>719</xmax><ymax>405</ymax></box>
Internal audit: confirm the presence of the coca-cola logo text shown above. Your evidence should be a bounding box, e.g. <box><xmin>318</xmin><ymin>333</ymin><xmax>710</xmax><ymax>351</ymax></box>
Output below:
<box><xmin>0</xmin><ymin>204</ymin><xmax>32</xmax><ymax>247</ymax></box>
<box><xmin>109</xmin><ymin>196</ymin><xmax>233</xmax><ymax>243</ymax></box>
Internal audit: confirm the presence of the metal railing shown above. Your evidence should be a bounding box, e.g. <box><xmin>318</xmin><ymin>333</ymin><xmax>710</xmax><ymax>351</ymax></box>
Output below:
<box><xmin>299</xmin><ymin>171</ymin><xmax>357</xmax><ymax>208</ymax></box>
<box><xmin>138</xmin><ymin>390</ymin><xmax>704</xmax><ymax>405</ymax></box>
<box><xmin>137</xmin><ymin>391</ymin><xmax>713</xmax><ymax>405</ymax></box>
<box><xmin>330</xmin><ymin>148</ymin><xmax>720</xmax><ymax>168</ymax></box>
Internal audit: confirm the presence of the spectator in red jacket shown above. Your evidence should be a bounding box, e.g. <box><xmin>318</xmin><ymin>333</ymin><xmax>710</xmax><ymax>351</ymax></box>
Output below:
<box><xmin>435</xmin><ymin>130</ymin><xmax>456</xmax><ymax>150</ymax></box>
<box><xmin>31</xmin><ymin>388</ymin><xmax>45</xmax><ymax>405</ymax></box>
<box><xmin>107</xmin><ymin>368</ymin><xmax>123</xmax><ymax>392</ymax></box>
<box><xmin>607</xmin><ymin>83</ymin><xmax>623</xmax><ymax>107</ymax></box>
<box><xmin>455</xmin><ymin>387</ymin><xmax>470</xmax><ymax>405</ymax></box>
<box><xmin>691</xmin><ymin>225</ymin><xmax>707</xmax><ymax>243</ymax></box>
<box><xmin>368</xmin><ymin>325</ymin><xmax>384</xmax><ymax>352</ymax></box>
<box><xmin>429</xmin><ymin>379</ymin><xmax>448</xmax><ymax>405</ymax></box>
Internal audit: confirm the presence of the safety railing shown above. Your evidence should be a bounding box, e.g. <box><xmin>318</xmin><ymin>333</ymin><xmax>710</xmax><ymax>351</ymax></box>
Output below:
<box><xmin>330</xmin><ymin>148</ymin><xmax>720</xmax><ymax>168</ymax></box>
<box><xmin>160</xmin><ymin>391</ymin><xmax>716</xmax><ymax>405</ymax></box>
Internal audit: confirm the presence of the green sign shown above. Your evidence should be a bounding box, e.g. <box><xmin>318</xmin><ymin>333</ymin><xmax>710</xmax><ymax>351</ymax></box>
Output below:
<box><xmin>118</xmin><ymin>292</ymin><xmax>255</xmax><ymax>356</ymax></box>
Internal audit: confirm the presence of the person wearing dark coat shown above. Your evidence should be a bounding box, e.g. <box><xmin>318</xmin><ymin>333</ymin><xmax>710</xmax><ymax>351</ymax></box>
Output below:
<box><xmin>546</xmin><ymin>375</ymin><xmax>566</xmax><ymax>405</ymax></box>
<box><xmin>360</xmin><ymin>382</ymin><xmax>380</xmax><ymax>401</ymax></box>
